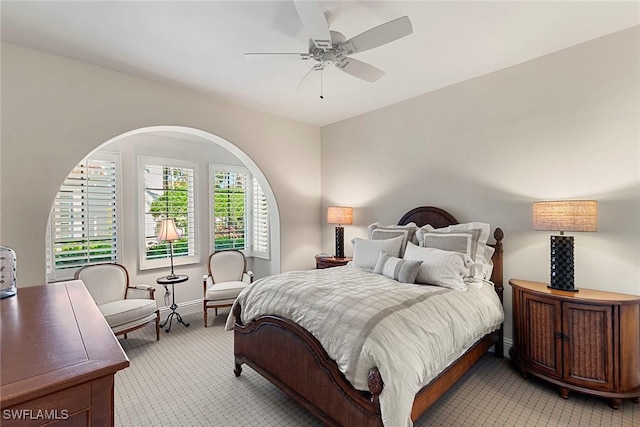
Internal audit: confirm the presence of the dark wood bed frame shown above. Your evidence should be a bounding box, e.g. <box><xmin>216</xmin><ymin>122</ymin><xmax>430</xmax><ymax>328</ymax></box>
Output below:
<box><xmin>233</xmin><ymin>206</ymin><xmax>504</xmax><ymax>426</ymax></box>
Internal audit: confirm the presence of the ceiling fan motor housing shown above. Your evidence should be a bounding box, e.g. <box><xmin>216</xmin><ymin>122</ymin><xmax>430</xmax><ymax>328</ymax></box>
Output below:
<box><xmin>308</xmin><ymin>30</ymin><xmax>347</xmax><ymax>65</ymax></box>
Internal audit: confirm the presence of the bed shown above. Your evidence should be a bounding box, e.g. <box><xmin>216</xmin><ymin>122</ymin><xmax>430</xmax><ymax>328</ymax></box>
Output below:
<box><xmin>230</xmin><ymin>206</ymin><xmax>504</xmax><ymax>426</ymax></box>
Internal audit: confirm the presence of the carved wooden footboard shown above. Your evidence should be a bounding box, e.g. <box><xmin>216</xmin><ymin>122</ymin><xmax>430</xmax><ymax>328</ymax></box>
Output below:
<box><xmin>233</xmin><ymin>207</ymin><xmax>504</xmax><ymax>426</ymax></box>
<box><xmin>234</xmin><ymin>306</ymin><xmax>383</xmax><ymax>426</ymax></box>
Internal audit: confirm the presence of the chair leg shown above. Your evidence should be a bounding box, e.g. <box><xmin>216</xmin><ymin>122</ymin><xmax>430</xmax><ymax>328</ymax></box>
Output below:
<box><xmin>155</xmin><ymin>312</ymin><xmax>160</xmax><ymax>341</ymax></box>
<box><xmin>215</xmin><ymin>307</ymin><xmax>218</xmax><ymax>316</ymax></box>
<box><xmin>204</xmin><ymin>301</ymin><xmax>208</xmax><ymax>327</ymax></box>
<box><xmin>124</xmin><ymin>333</ymin><xmax>128</xmax><ymax>339</ymax></box>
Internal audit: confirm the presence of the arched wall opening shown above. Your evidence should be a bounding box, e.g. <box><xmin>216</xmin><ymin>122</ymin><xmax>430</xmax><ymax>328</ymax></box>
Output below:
<box><xmin>46</xmin><ymin>125</ymin><xmax>280</xmax><ymax>311</ymax></box>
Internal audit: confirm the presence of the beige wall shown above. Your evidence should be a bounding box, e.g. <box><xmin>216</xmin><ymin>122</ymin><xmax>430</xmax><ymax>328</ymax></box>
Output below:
<box><xmin>321</xmin><ymin>27</ymin><xmax>640</xmax><ymax>343</ymax></box>
<box><xmin>1</xmin><ymin>43</ymin><xmax>322</xmax><ymax>292</ymax></box>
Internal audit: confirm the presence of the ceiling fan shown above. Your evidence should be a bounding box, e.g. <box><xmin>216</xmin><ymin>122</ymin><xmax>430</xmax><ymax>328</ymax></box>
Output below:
<box><xmin>244</xmin><ymin>1</ymin><xmax>413</xmax><ymax>95</ymax></box>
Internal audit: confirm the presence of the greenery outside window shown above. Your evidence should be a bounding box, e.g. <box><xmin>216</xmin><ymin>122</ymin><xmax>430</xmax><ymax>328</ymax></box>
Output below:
<box><xmin>140</xmin><ymin>156</ymin><xmax>197</xmax><ymax>270</ymax></box>
<box><xmin>47</xmin><ymin>152</ymin><xmax>121</xmax><ymax>281</ymax></box>
<box><xmin>210</xmin><ymin>165</ymin><xmax>269</xmax><ymax>259</ymax></box>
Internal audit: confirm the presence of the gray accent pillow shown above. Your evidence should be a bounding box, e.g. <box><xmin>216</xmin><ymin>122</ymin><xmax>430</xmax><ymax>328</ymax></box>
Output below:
<box><xmin>373</xmin><ymin>252</ymin><xmax>422</xmax><ymax>284</ymax></box>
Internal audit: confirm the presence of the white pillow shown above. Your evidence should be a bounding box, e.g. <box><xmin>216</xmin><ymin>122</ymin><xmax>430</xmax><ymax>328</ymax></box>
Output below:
<box><xmin>372</xmin><ymin>252</ymin><xmax>422</xmax><ymax>284</ymax></box>
<box><xmin>368</xmin><ymin>222</ymin><xmax>418</xmax><ymax>245</ymax></box>
<box><xmin>417</xmin><ymin>222</ymin><xmax>493</xmax><ymax>281</ymax></box>
<box><xmin>403</xmin><ymin>242</ymin><xmax>473</xmax><ymax>291</ymax></box>
<box><xmin>351</xmin><ymin>235</ymin><xmax>404</xmax><ymax>270</ymax></box>
<box><xmin>420</xmin><ymin>230</ymin><xmax>480</xmax><ymax>281</ymax></box>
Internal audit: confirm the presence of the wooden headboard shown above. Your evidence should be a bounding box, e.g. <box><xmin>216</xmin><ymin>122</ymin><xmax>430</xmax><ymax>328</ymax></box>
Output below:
<box><xmin>398</xmin><ymin>206</ymin><xmax>459</xmax><ymax>229</ymax></box>
<box><xmin>397</xmin><ymin>206</ymin><xmax>504</xmax><ymax>301</ymax></box>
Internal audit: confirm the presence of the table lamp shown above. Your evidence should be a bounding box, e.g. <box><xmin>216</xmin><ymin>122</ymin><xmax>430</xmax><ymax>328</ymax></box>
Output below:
<box><xmin>532</xmin><ymin>200</ymin><xmax>598</xmax><ymax>291</ymax></box>
<box><xmin>157</xmin><ymin>217</ymin><xmax>182</xmax><ymax>279</ymax></box>
<box><xmin>327</xmin><ymin>206</ymin><xmax>353</xmax><ymax>259</ymax></box>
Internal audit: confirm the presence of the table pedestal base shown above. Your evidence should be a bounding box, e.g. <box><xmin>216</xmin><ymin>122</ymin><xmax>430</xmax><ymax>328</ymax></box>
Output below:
<box><xmin>160</xmin><ymin>302</ymin><xmax>190</xmax><ymax>332</ymax></box>
<box><xmin>156</xmin><ymin>275</ymin><xmax>191</xmax><ymax>333</ymax></box>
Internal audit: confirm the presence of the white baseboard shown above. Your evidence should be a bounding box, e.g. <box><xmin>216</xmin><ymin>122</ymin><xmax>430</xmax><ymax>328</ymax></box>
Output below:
<box><xmin>503</xmin><ymin>337</ymin><xmax>513</xmax><ymax>357</ymax></box>
<box><xmin>489</xmin><ymin>337</ymin><xmax>513</xmax><ymax>357</ymax></box>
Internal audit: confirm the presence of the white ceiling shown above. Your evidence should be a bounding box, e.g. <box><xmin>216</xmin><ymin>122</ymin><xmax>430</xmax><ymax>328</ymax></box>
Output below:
<box><xmin>2</xmin><ymin>1</ymin><xmax>638</xmax><ymax>127</ymax></box>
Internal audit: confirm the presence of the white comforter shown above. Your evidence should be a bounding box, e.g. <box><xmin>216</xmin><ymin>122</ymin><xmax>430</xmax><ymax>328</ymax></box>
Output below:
<box><xmin>225</xmin><ymin>266</ymin><xmax>504</xmax><ymax>427</ymax></box>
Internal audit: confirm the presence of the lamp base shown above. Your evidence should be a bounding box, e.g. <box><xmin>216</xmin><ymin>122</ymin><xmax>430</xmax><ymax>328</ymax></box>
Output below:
<box><xmin>549</xmin><ymin>235</ymin><xmax>577</xmax><ymax>292</ymax></box>
<box><xmin>334</xmin><ymin>226</ymin><xmax>345</xmax><ymax>259</ymax></box>
<box><xmin>547</xmin><ymin>285</ymin><xmax>579</xmax><ymax>292</ymax></box>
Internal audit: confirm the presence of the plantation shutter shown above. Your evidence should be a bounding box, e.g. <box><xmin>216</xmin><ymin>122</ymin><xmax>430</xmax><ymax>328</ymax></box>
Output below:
<box><xmin>143</xmin><ymin>163</ymin><xmax>196</xmax><ymax>261</ymax></box>
<box><xmin>212</xmin><ymin>170</ymin><xmax>247</xmax><ymax>251</ymax></box>
<box><xmin>251</xmin><ymin>177</ymin><xmax>269</xmax><ymax>257</ymax></box>
<box><xmin>48</xmin><ymin>154</ymin><xmax>119</xmax><ymax>279</ymax></box>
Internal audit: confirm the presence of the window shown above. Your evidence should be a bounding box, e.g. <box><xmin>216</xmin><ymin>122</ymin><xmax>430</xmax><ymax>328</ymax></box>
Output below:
<box><xmin>210</xmin><ymin>165</ymin><xmax>269</xmax><ymax>259</ymax></box>
<box><xmin>47</xmin><ymin>152</ymin><xmax>121</xmax><ymax>281</ymax></box>
<box><xmin>140</xmin><ymin>157</ymin><xmax>197</xmax><ymax>270</ymax></box>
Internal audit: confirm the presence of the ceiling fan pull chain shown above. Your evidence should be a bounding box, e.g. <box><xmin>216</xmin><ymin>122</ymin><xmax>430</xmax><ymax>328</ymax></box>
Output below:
<box><xmin>320</xmin><ymin>69</ymin><xmax>324</xmax><ymax>99</ymax></box>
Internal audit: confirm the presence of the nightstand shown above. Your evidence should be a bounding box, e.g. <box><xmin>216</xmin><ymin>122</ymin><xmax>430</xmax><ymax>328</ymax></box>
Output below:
<box><xmin>509</xmin><ymin>279</ymin><xmax>640</xmax><ymax>408</ymax></box>
<box><xmin>315</xmin><ymin>255</ymin><xmax>352</xmax><ymax>269</ymax></box>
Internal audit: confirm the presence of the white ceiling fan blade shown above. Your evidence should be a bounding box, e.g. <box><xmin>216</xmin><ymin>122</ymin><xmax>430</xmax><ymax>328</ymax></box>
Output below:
<box><xmin>341</xmin><ymin>16</ymin><xmax>413</xmax><ymax>55</ymax></box>
<box><xmin>335</xmin><ymin>57</ymin><xmax>384</xmax><ymax>82</ymax></box>
<box><xmin>244</xmin><ymin>53</ymin><xmax>310</xmax><ymax>61</ymax></box>
<box><xmin>294</xmin><ymin>0</ymin><xmax>332</xmax><ymax>49</ymax></box>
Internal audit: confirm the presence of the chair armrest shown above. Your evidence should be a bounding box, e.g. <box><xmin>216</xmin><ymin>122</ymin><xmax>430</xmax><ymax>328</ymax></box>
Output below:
<box><xmin>243</xmin><ymin>271</ymin><xmax>254</xmax><ymax>284</ymax></box>
<box><xmin>127</xmin><ymin>284</ymin><xmax>156</xmax><ymax>300</ymax></box>
<box><xmin>203</xmin><ymin>274</ymin><xmax>210</xmax><ymax>293</ymax></box>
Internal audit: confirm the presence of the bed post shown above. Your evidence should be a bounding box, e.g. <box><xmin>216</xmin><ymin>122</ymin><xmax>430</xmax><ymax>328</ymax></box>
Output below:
<box><xmin>233</xmin><ymin>303</ymin><xmax>244</xmax><ymax>377</ymax></box>
<box><xmin>492</xmin><ymin>227</ymin><xmax>504</xmax><ymax>358</ymax></box>
<box><xmin>368</xmin><ymin>368</ymin><xmax>383</xmax><ymax>404</ymax></box>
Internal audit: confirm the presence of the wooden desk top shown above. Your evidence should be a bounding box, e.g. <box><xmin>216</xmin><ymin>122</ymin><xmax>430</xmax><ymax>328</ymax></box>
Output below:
<box><xmin>1</xmin><ymin>280</ymin><xmax>129</xmax><ymax>408</ymax></box>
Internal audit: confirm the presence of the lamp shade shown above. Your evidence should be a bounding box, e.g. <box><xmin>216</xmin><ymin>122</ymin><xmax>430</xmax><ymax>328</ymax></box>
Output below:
<box><xmin>532</xmin><ymin>200</ymin><xmax>598</xmax><ymax>232</ymax></box>
<box><xmin>157</xmin><ymin>218</ymin><xmax>182</xmax><ymax>242</ymax></box>
<box><xmin>327</xmin><ymin>206</ymin><xmax>353</xmax><ymax>225</ymax></box>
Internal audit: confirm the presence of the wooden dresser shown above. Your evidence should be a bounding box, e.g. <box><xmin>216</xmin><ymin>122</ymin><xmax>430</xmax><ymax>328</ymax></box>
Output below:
<box><xmin>509</xmin><ymin>279</ymin><xmax>640</xmax><ymax>408</ymax></box>
<box><xmin>1</xmin><ymin>280</ymin><xmax>129</xmax><ymax>426</ymax></box>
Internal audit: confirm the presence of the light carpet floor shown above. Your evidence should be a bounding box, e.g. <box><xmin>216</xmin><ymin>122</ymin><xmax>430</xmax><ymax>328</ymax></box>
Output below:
<box><xmin>115</xmin><ymin>311</ymin><xmax>639</xmax><ymax>426</ymax></box>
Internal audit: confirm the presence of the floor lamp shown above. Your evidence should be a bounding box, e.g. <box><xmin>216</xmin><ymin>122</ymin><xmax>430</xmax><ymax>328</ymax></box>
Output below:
<box><xmin>533</xmin><ymin>200</ymin><xmax>598</xmax><ymax>292</ymax></box>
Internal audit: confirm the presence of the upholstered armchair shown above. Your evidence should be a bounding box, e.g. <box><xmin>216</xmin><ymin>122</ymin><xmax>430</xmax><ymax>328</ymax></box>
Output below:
<box><xmin>74</xmin><ymin>263</ymin><xmax>160</xmax><ymax>340</ymax></box>
<box><xmin>203</xmin><ymin>250</ymin><xmax>253</xmax><ymax>327</ymax></box>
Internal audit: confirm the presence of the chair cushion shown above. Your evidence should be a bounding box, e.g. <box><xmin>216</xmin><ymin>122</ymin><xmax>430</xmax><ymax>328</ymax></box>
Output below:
<box><xmin>205</xmin><ymin>281</ymin><xmax>247</xmax><ymax>301</ymax></box>
<box><xmin>110</xmin><ymin>313</ymin><xmax>158</xmax><ymax>334</ymax></box>
<box><xmin>99</xmin><ymin>299</ymin><xmax>157</xmax><ymax>328</ymax></box>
